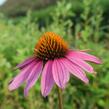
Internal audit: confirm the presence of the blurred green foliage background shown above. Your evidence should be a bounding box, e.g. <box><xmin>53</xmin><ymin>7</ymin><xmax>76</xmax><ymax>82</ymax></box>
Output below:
<box><xmin>0</xmin><ymin>0</ymin><xmax>109</xmax><ymax>109</ymax></box>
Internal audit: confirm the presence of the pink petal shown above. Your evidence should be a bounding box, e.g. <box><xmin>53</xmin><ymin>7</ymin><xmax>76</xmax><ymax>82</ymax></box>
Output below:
<box><xmin>52</xmin><ymin>59</ymin><xmax>69</xmax><ymax>89</ymax></box>
<box><xmin>24</xmin><ymin>61</ymin><xmax>43</xmax><ymax>96</ymax></box>
<box><xmin>66</xmin><ymin>55</ymin><xmax>94</xmax><ymax>73</ymax></box>
<box><xmin>9</xmin><ymin>61</ymin><xmax>36</xmax><ymax>91</ymax></box>
<box><xmin>15</xmin><ymin>56</ymin><xmax>36</xmax><ymax>69</ymax></box>
<box><xmin>68</xmin><ymin>50</ymin><xmax>101</xmax><ymax>64</ymax></box>
<box><xmin>41</xmin><ymin>61</ymin><xmax>54</xmax><ymax>97</ymax></box>
<box><xmin>61</xmin><ymin>58</ymin><xmax>89</xmax><ymax>84</ymax></box>
<box><xmin>59</xmin><ymin>59</ymin><xmax>70</xmax><ymax>84</ymax></box>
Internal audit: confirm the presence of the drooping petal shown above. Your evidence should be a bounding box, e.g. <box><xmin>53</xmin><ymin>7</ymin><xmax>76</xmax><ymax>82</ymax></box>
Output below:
<box><xmin>41</xmin><ymin>61</ymin><xmax>54</xmax><ymax>97</ymax></box>
<box><xmin>68</xmin><ymin>50</ymin><xmax>101</xmax><ymax>64</ymax></box>
<box><xmin>9</xmin><ymin>61</ymin><xmax>36</xmax><ymax>91</ymax></box>
<box><xmin>52</xmin><ymin>59</ymin><xmax>69</xmax><ymax>88</ymax></box>
<box><xmin>59</xmin><ymin>59</ymin><xmax>70</xmax><ymax>84</ymax></box>
<box><xmin>15</xmin><ymin>56</ymin><xmax>36</xmax><ymax>69</ymax></box>
<box><xmin>61</xmin><ymin>58</ymin><xmax>89</xmax><ymax>84</ymax></box>
<box><xmin>66</xmin><ymin>55</ymin><xmax>94</xmax><ymax>73</ymax></box>
<box><xmin>24</xmin><ymin>61</ymin><xmax>43</xmax><ymax>96</ymax></box>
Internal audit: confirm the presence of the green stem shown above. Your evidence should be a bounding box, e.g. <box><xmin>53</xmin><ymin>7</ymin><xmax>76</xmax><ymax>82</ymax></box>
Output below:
<box><xmin>57</xmin><ymin>87</ymin><xmax>63</xmax><ymax>109</ymax></box>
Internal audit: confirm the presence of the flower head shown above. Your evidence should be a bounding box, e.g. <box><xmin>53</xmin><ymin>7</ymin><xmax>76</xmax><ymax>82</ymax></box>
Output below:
<box><xmin>9</xmin><ymin>32</ymin><xmax>101</xmax><ymax>97</ymax></box>
<box><xmin>34</xmin><ymin>32</ymin><xmax>68</xmax><ymax>61</ymax></box>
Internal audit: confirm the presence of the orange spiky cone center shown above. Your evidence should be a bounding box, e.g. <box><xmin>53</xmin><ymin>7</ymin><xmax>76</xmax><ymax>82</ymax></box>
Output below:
<box><xmin>34</xmin><ymin>32</ymin><xmax>68</xmax><ymax>61</ymax></box>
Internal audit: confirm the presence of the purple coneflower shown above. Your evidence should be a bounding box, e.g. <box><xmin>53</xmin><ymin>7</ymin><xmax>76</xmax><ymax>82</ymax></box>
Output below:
<box><xmin>9</xmin><ymin>32</ymin><xmax>101</xmax><ymax>97</ymax></box>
